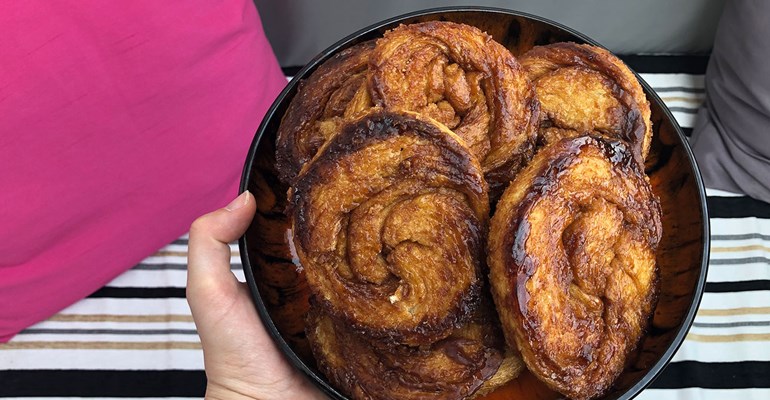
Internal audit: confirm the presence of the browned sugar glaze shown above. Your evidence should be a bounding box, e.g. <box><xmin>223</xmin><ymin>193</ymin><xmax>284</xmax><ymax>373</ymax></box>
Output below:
<box><xmin>369</xmin><ymin>21</ymin><xmax>540</xmax><ymax>192</ymax></box>
<box><xmin>292</xmin><ymin>110</ymin><xmax>524</xmax><ymax>399</ymax></box>
<box><xmin>291</xmin><ymin>110</ymin><xmax>489</xmax><ymax>346</ymax></box>
<box><xmin>488</xmin><ymin>135</ymin><xmax>662</xmax><ymax>400</ymax></box>
<box><xmin>276</xmin><ymin>21</ymin><xmax>540</xmax><ymax>194</ymax></box>
<box><xmin>275</xmin><ymin>40</ymin><xmax>376</xmax><ymax>183</ymax></box>
<box><xmin>520</xmin><ymin>43</ymin><xmax>652</xmax><ymax>163</ymax></box>
<box><xmin>307</xmin><ymin>296</ymin><xmax>523</xmax><ymax>400</ymax></box>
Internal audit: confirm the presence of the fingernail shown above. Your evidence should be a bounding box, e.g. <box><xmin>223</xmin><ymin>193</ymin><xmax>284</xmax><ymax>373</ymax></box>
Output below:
<box><xmin>225</xmin><ymin>191</ymin><xmax>250</xmax><ymax>211</ymax></box>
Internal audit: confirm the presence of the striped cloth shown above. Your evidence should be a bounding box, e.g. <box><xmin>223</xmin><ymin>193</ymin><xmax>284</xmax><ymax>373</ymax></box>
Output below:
<box><xmin>2</xmin><ymin>57</ymin><xmax>770</xmax><ymax>399</ymax></box>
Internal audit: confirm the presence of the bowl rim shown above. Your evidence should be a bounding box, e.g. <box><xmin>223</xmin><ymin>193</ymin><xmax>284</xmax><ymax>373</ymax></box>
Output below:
<box><xmin>238</xmin><ymin>6</ymin><xmax>711</xmax><ymax>400</ymax></box>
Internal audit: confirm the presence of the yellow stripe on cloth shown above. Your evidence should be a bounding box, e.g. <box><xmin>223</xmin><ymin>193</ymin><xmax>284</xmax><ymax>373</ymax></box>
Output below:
<box><xmin>687</xmin><ymin>333</ymin><xmax>770</xmax><ymax>343</ymax></box>
<box><xmin>697</xmin><ymin>307</ymin><xmax>770</xmax><ymax>317</ymax></box>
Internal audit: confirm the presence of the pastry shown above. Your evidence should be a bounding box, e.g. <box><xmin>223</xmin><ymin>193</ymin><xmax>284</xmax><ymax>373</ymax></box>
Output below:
<box><xmin>275</xmin><ymin>40</ymin><xmax>376</xmax><ymax>183</ymax></box>
<box><xmin>306</xmin><ymin>298</ymin><xmax>522</xmax><ymax>400</ymax></box>
<box><xmin>487</xmin><ymin>135</ymin><xmax>662</xmax><ymax>400</ymax></box>
<box><xmin>520</xmin><ymin>42</ymin><xmax>652</xmax><ymax>162</ymax></box>
<box><xmin>369</xmin><ymin>21</ymin><xmax>540</xmax><ymax>192</ymax></box>
<box><xmin>291</xmin><ymin>110</ymin><xmax>489</xmax><ymax>346</ymax></box>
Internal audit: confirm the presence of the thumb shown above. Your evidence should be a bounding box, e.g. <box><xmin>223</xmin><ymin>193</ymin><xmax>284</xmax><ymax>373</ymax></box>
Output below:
<box><xmin>187</xmin><ymin>191</ymin><xmax>256</xmax><ymax>308</ymax></box>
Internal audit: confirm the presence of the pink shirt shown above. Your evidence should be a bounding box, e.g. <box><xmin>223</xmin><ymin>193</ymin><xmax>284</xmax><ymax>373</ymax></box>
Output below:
<box><xmin>0</xmin><ymin>1</ymin><xmax>286</xmax><ymax>341</ymax></box>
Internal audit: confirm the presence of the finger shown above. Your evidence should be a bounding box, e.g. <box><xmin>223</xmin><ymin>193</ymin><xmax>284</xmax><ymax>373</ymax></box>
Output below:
<box><xmin>187</xmin><ymin>191</ymin><xmax>256</xmax><ymax>304</ymax></box>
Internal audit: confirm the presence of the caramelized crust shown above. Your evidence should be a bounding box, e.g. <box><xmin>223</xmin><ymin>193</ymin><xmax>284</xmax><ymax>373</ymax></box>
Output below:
<box><xmin>306</xmin><ymin>299</ymin><xmax>522</xmax><ymax>400</ymax></box>
<box><xmin>487</xmin><ymin>135</ymin><xmax>662</xmax><ymax>400</ymax></box>
<box><xmin>291</xmin><ymin>110</ymin><xmax>489</xmax><ymax>346</ymax></box>
<box><xmin>369</xmin><ymin>21</ymin><xmax>539</xmax><ymax>192</ymax></box>
<box><xmin>276</xmin><ymin>41</ymin><xmax>376</xmax><ymax>183</ymax></box>
<box><xmin>472</xmin><ymin>348</ymin><xmax>526</xmax><ymax>399</ymax></box>
<box><xmin>520</xmin><ymin>43</ymin><xmax>652</xmax><ymax>162</ymax></box>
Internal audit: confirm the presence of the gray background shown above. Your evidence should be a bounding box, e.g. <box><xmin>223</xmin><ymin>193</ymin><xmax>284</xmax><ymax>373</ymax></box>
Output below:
<box><xmin>254</xmin><ymin>0</ymin><xmax>725</xmax><ymax>67</ymax></box>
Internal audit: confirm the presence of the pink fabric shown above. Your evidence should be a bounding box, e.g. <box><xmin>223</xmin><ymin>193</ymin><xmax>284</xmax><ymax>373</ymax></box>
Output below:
<box><xmin>0</xmin><ymin>1</ymin><xmax>286</xmax><ymax>341</ymax></box>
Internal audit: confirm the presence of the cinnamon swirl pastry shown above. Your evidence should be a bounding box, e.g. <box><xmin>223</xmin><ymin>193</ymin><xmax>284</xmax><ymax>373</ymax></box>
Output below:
<box><xmin>368</xmin><ymin>21</ymin><xmax>539</xmax><ymax>191</ymax></box>
<box><xmin>306</xmin><ymin>299</ymin><xmax>522</xmax><ymax>400</ymax></box>
<box><xmin>487</xmin><ymin>135</ymin><xmax>662</xmax><ymax>400</ymax></box>
<box><xmin>275</xmin><ymin>40</ymin><xmax>376</xmax><ymax>183</ymax></box>
<box><xmin>520</xmin><ymin>43</ymin><xmax>652</xmax><ymax>162</ymax></box>
<box><xmin>291</xmin><ymin>110</ymin><xmax>489</xmax><ymax>347</ymax></box>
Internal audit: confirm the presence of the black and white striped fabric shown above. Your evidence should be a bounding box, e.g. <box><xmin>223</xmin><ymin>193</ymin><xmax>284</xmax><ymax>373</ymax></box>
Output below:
<box><xmin>2</xmin><ymin>57</ymin><xmax>770</xmax><ymax>399</ymax></box>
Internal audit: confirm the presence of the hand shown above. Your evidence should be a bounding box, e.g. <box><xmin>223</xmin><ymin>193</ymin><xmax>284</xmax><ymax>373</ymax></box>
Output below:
<box><xmin>187</xmin><ymin>191</ymin><xmax>327</xmax><ymax>400</ymax></box>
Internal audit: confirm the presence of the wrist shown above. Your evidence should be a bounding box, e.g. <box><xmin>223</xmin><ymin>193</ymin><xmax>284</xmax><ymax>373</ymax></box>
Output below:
<box><xmin>205</xmin><ymin>379</ymin><xmax>328</xmax><ymax>400</ymax></box>
<box><xmin>205</xmin><ymin>383</ymin><xmax>255</xmax><ymax>400</ymax></box>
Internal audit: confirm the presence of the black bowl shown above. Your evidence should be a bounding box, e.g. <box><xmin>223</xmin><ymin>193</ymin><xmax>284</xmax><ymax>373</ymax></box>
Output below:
<box><xmin>239</xmin><ymin>6</ymin><xmax>710</xmax><ymax>400</ymax></box>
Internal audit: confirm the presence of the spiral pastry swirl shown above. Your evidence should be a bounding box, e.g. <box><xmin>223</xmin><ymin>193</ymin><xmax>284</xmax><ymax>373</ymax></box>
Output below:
<box><xmin>369</xmin><ymin>21</ymin><xmax>539</xmax><ymax>190</ymax></box>
<box><xmin>276</xmin><ymin>41</ymin><xmax>376</xmax><ymax>183</ymax></box>
<box><xmin>291</xmin><ymin>110</ymin><xmax>489</xmax><ymax>346</ymax></box>
<box><xmin>488</xmin><ymin>135</ymin><xmax>662</xmax><ymax>400</ymax></box>
<box><xmin>306</xmin><ymin>298</ymin><xmax>520</xmax><ymax>400</ymax></box>
<box><xmin>520</xmin><ymin>43</ymin><xmax>652</xmax><ymax>162</ymax></box>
